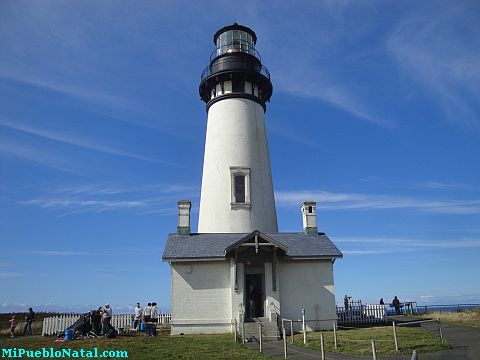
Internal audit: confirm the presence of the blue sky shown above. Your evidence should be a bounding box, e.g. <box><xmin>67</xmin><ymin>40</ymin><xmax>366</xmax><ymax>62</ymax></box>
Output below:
<box><xmin>1</xmin><ymin>0</ymin><xmax>479</xmax><ymax>314</ymax></box>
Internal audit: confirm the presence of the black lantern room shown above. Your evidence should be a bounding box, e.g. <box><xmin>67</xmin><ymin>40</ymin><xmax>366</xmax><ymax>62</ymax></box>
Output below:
<box><xmin>199</xmin><ymin>23</ymin><xmax>273</xmax><ymax>111</ymax></box>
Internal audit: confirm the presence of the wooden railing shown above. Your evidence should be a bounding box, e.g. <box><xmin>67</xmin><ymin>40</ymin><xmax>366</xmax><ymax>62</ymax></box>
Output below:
<box><xmin>337</xmin><ymin>304</ymin><xmax>387</xmax><ymax>325</ymax></box>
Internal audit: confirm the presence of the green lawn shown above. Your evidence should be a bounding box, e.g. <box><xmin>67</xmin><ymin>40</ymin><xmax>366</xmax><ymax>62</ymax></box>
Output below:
<box><xmin>416</xmin><ymin>309</ymin><xmax>480</xmax><ymax>328</ymax></box>
<box><xmin>0</xmin><ymin>334</ymin><xmax>271</xmax><ymax>359</ymax></box>
<box><xmin>293</xmin><ymin>326</ymin><xmax>450</xmax><ymax>356</ymax></box>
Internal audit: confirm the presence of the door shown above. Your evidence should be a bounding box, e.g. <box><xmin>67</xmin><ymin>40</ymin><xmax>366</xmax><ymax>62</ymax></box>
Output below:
<box><xmin>245</xmin><ymin>274</ymin><xmax>264</xmax><ymax>318</ymax></box>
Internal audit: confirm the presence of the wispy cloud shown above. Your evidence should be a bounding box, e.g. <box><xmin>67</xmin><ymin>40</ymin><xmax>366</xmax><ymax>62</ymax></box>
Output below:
<box><xmin>337</xmin><ymin>236</ymin><xmax>480</xmax><ymax>257</ymax></box>
<box><xmin>275</xmin><ymin>77</ymin><xmax>395</xmax><ymax>128</ymax></box>
<box><xmin>337</xmin><ymin>237</ymin><xmax>480</xmax><ymax>249</ymax></box>
<box><xmin>0</xmin><ymin>116</ymin><xmax>174</xmax><ymax>164</ymax></box>
<box><xmin>32</xmin><ymin>250</ymin><xmax>94</xmax><ymax>256</ymax></box>
<box><xmin>0</xmin><ymin>272</ymin><xmax>23</xmax><ymax>278</ymax></box>
<box><xmin>18</xmin><ymin>182</ymin><xmax>198</xmax><ymax>215</ymax></box>
<box><xmin>0</xmin><ymin>137</ymin><xmax>83</xmax><ymax>174</ymax></box>
<box><xmin>0</xmin><ymin>73</ymin><xmax>132</xmax><ymax>111</ymax></box>
<box><xmin>275</xmin><ymin>189</ymin><xmax>480</xmax><ymax>214</ymax></box>
<box><xmin>387</xmin><ymin>3</ymin><xmax>480</xmax><ymax>130</ymax></box>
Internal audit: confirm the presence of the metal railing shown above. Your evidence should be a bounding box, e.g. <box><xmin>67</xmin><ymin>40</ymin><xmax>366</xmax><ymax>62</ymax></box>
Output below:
<box><xmin>200</xmin><ymin>61</ymin><xmax>270</xmax><ymax>82</ymax></box>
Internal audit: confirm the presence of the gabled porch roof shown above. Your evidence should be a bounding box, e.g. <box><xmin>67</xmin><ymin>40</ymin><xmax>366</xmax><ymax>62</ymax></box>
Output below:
<box><xmin>224</xmin><ymin>230</ymin><xmax>288</xmax><ymax>254</ymax></box>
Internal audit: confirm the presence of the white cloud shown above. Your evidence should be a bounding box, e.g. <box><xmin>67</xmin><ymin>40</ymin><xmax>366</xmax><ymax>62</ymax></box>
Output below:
<box><xmin>0</xmin><ymin>117</ymin><xmax>173</xmax><ymax>164</ymax></box>
<box><xmin>18</xmin><ymin>182</ymin><xmax>198</xmax><ymax>215</ymax></box>
<box><xmin>0</xmin><ymin>137</ymin><xmax>83</xmax><ymax>175</ymax></box>
<box><xmin>275</xmin><ymin>189</ymin><xmax>480</xmax><ymax>214</ymax></box>
<box><xmin>387</xmin><ymin>3</ymin><xmax>480</xmax><ymax>130</ymax></box>
<box><xmin>0</xmin><ymin>272</ymin><xmax>23</xmax><ymax>278</ymax></box>
<box><xmin>336</xmin><ymin>237</ymin><xmax>480</xmax><ymax>249</ymax></box>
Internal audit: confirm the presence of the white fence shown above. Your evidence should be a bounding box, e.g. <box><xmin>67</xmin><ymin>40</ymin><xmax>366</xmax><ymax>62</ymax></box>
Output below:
<box><xmin>337</xmin><ymin>304</ymin><xmax>387</xmax><ymax>325</ymax></box>
<box><xmin>42</xmin><ymin>313</ymin><xmax>172</xmax><ymax>336</ymax></box>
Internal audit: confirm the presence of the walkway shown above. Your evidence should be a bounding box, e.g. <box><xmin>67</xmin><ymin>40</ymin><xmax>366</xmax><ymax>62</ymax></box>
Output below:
<box><xmin>246</xmin><ymin>317</ymin><xmax>480</xmax><ymax>359</ymax></box>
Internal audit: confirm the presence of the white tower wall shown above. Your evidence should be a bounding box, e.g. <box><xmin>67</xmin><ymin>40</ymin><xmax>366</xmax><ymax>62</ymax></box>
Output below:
<box><xmin>198</xmin><ymin>97</ymin><xmax>278</xmax><ymax>233</ymax></box>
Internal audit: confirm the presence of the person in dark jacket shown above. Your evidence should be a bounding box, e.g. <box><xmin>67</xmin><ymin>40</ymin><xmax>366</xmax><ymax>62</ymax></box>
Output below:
<box><xmin>23</xmin><ymin>308</ymin><xmax>35</xmax><ymax>336</ymax></box>
<box><xmin>392</xmin><ymin>296</ymin><xmax>401</xmax><ymax>315</ymax></box>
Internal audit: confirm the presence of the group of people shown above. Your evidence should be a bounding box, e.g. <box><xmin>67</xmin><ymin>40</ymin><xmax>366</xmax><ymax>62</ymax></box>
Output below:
<box><xmin>133</xmin><ymin>302</ymin><xmax>161</xmax><ymax>335</ymax></box>
<box><xmin>343</xmin><ymin>295</ymin><xmax>404</xmax><ymax>316</ymax></box>
<box><xmin>380</xmin><ymin>296</ymin><xmax>402</xmax><ymax>315</ymax></box>
<box><xmin>99</xmin><ymin>304</ymin><xmax>113</xmax><ymax>335</ymax></box>
<box><xmin>8</xmin><ymin>307</ymin><xmax>35</xmax><ymax>338</ymax></box>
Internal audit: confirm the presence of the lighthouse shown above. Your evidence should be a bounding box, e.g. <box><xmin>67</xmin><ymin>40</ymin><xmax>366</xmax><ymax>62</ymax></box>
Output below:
<box><xmin>163</xmin><ymin>24</ymin><xmax>342</xmax><ymax>336</ymax></box>
<box><xmin>198</xmin><ymin>23</ymin><xmax>278</xmax><ymax>233</ymax></box>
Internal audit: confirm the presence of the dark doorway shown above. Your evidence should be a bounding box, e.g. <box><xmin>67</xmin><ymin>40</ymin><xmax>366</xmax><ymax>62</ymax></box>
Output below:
<box><xmin>245</xmin><ymin>274</ymin><xmax>264</xmax><ymax>319</ymax></box>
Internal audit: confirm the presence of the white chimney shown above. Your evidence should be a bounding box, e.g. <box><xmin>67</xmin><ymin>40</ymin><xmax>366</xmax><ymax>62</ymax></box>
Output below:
<box><xmin>301</xmin><ymin>201</ymin><xmax>318</xmax><ymax>236</ymax></box>
<box><xmin>177</xmin><ymin>200</ymin><xmax>191</xmax><ymax>235</ymax></box>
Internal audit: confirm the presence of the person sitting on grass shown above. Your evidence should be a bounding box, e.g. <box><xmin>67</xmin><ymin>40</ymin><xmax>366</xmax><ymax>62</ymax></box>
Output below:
<box><xmin>9</xmin><ymin>315</ymin><xmax>17</xmax><ymax>338</ymax></box>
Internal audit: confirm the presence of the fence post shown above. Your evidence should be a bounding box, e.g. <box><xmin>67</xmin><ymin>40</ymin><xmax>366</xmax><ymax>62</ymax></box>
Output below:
<box><xmin>242</xmin><ymin>319</ymin><xmax>246</xmax><ymax>344</ymax></box>
<box><xmin>371</xmin><ymin>339</ymin><xmax>377</xmax><ymax>360</ymax></box>
<box><xmin>302</xmin><ymin>308</ymin><xmax>307</xmax><ymax>344</ymax></box>
<box><xmin>234</xmin><ymin>319</ymin><xmax>237</xmax><ymax>343</ymax></box>
<box><xmin>320</xmin><ymin>332</ymin><xmax>325</xmax><ymax>360</ymax></box>
<box><xmin>283</xmin><ymin>326</ymin><xmax>288</xmax><ymax>359</ymax></box>
<box><xmin>393</xmin><ymin>321</ymin><xmax>399</xmax><ymax>352</ymax></box>
<box><xmin>438</xmin><ymin>319</ymin><xmax>444</xmax><ymax>344</ymax></box>
<box><xmin>259</xmin><ymin>323</ymin><xmax>263</xmax><ymax>353</ymax></box>
<box><xmin>290</xmin><ymin>320</ymin><xmax>294</xmax><ymax>344</ymax></box>
<box><xmin>333</xmin><ymin>321</ymin><xmax>338</xmax><ymax>350</ymax></box>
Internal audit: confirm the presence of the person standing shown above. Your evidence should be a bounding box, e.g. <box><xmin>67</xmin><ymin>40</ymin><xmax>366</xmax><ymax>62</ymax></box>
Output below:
<box><xmin>100</xmin><ymin>304</ymin><xmax>113</xmax><ymax>335</ymax></box>
<box><xmin>392</xmin><ymin>296</ymin><xmax>401</xmax><ymax>315</ymax></box>
<box><xmin>379</xmin><ymin>298</ymin><xmax>385</xmax><ymax>305</ymax></box>
<box><xmin>23</xmin><ymin>308</ymin><xmax>35</xmax><ymax>336</ymax></box>
<box><xmin>9</xmin><ymin>315</ymin><xmax>17</xmax><ymax>338</ymax></box>
<box><xmin>151</xmin><ymin>303</ymin><xmax>158</xmax><ymax>322</ymax></box>
<box><xmin>151</xmin><ymin>302</ymin><xmax>159</xmax><ymax>336</ymax></box>
<box><xmin>133</xmin><ymin>303</ymin><xmax>143</xmax><ymax>330</ymax></box>
<box><xmin>344</xmin><ymin>295</ymin><xmax>349</xmax><ymax>312</ymax></box>
<box><xmin>143</xmin><ymin>303</ymin><xmax>152</xmax><ymax>323</ymax></box>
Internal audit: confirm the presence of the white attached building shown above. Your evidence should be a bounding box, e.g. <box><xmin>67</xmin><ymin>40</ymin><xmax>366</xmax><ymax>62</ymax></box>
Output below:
<box><xmin>162</xmin><ymin>23</ymin><xmax>342</xmax><ymax>335</ymax></box>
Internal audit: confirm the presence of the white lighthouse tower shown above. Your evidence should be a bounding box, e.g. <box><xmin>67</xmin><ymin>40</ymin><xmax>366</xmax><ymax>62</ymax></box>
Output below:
<box><xmin>198</xmin><ymin>23</ymin><xmax>278</xmax><ymax>233</ymax></box>
<box><xmin>163</xmin><ymin>24</ymin><xmax>343</xmax><ymax>335</ymax></box>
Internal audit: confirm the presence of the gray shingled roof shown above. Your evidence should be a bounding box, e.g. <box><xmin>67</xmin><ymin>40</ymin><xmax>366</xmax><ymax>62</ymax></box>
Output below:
<box><xmin>162</xmin><ymin>231</ymin><xmax>343</xmax><ymax>261</ymax></box>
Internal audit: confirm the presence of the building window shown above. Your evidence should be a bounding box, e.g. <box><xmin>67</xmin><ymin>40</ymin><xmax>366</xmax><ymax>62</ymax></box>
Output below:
<box><xmin>232</xmin><ymin>79</ymin><xmax>244</xmax><ymax>93</ymax></box>
<box><xmin>230</xmin><ymin>167</ymin><xmax>251</xmax><ymax>207</ymax></box>
<box><xmin>308</xmin><ymin>206</ymin><xmax>313</xmax><ymax>214</ymax></box>
<box><xmin>234</xmin><ymin>175</ymin><xmax>245</xmax><ymax>203</ymax></box>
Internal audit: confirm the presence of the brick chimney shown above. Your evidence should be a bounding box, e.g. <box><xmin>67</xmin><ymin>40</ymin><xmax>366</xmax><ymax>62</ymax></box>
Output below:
<box><xmin>177</xmin><ymin>200</ymin><xmax>191</xmax><ymax>235</ymax></box>
<box><xmin>301</xmin><ymin>201</ymin><xmax>318</xmax><ymax>236</ymax></box>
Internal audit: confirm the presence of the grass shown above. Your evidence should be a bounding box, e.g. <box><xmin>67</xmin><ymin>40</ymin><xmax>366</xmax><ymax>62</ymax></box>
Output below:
<box><xmin>0</xmin><ymin>334</ymin><xmax>271</xmax><ymax>359</ymax></box>
<box><xmin>292</xmin><ymin>326</ymin><xmax>450</xmax><ymax>356</ymax></box>
<box><xmin>416</xmin><ymin>308</ymin><xmax>480</xmax><ymax>328</ymax></box>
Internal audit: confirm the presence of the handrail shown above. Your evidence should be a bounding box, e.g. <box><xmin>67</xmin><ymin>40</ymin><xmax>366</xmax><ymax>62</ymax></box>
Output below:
<box><xmin>200</xmin><ymin>62</ymin><xmax>270</xmax><ymax>82</ymax></box>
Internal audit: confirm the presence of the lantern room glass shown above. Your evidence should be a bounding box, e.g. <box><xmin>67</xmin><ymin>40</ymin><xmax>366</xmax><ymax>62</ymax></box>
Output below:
<box><xmin>216</xmin><ymin>30</ymin><xmax>255</xmax><ymax>57</ymax></box>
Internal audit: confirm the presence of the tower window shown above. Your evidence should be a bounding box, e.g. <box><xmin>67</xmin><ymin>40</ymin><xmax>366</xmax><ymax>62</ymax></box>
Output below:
<box><xmin>232</xmin><ymin>79</ymin><xmax>244</xmax><ymax>93</ymax></box>
<box><xmin>308</xmin><ymin>206</ymin><xmax>313</xmax><ymax>214</ymax></box>
<box><xmin>234</xmin><ymin>175</ymin><xmax>245</xmax><ymax>203</ymax></box>
<box><xmin>230</xmin><ymin>167</ymin><xmax>251</xmax><ymax>207</ymax></box>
